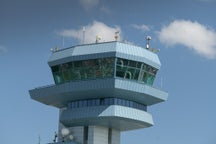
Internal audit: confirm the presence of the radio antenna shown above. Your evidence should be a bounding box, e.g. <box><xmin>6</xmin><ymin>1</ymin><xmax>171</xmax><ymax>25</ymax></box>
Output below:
<box><xmin>146</xmin><ymin>36</ymin><xmax>151</xmax><ymax>49</ymax></box>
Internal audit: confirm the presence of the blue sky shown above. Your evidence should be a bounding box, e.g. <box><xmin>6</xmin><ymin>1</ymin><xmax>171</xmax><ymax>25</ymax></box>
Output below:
<box><xmin>0</xmin><ymin>0</ymin><xmax>216</xmax><ymax>144</ymax></box>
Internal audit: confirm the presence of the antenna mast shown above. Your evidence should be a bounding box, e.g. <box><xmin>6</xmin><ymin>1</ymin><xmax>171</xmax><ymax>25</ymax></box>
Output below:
<box><xmin>146</xmin><ymin>36</ymin><xmax>151</xmax><ymax>49</ymax></box>
<box><xmin>115</xmin><ymin>31</ymin><xmax>120</xmax><ymax>41</ymax></box>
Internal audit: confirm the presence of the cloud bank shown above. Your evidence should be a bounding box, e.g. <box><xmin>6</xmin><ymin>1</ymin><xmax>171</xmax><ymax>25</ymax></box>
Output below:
<box><xmin>158</xmin><ymin>20</ymin><xmax>216</xmax><ymax>59</ymax></box>
<box><xmin>59</xmin><ymin>21</ymin><xmax>121</xmax><ymax>44</ymax></box>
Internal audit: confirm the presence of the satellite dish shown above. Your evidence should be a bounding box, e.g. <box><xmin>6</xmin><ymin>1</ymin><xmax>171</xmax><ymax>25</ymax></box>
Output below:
<box><xmin>61</xmin><ymin>128</ymin><xmax>70</xmax><ymax>136</ymax></box>
<box><xmin>146</xmin><ymin>36</ymin><xmax>151</xmax><ymax>41</ymax></box>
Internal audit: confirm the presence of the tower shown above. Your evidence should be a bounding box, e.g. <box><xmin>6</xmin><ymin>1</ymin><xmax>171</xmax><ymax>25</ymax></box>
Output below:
<box><xmin>29</xmin><ymin>41</ymin><xmax>168</xmax><ymax>144</ymax></box>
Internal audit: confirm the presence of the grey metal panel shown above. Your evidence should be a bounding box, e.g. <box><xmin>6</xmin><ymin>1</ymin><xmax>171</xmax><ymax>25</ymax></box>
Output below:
<box><xmin>48</xmin><ymin>52</ymin><xmax>116</xmax><ymax>66</ymax></box>
<box><xmin>60</xmin><ymin>105</ymin><xmax>153</xmax><ymax>131</ymax></box>
<box><xmin>48</xmin><ymin>42</ymin><xmax>117</xmax><ymax>66</ymax></box>
<box><xmin>29</xmin><ymin>78</ymin><xmax>168</xmax><ymax>108</ymax></box>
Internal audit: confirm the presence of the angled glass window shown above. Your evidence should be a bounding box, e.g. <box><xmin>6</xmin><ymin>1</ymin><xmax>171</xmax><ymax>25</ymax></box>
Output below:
<box><xmin>51</xmin><ymin>57</ymin><xmax>157</xmax><ymax>86</ymax></box>
<box><xmin>115</xmin><ymin>58</ymin><xmax>158</xmax><ymax>86</ymax></box>
<box><xmin>51</xmin><ymin>57</ymin><xmax>115</xmax><ymax>84</ymax></box>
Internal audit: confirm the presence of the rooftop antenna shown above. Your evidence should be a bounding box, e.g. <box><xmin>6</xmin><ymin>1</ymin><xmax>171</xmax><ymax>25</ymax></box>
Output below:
<box><xmin>50</xmin><ymin>45</ymin><xmax>59</xmax><ymax>53</ymax></box>
<box><xmin>53</xmin><ymin>132</ymin><xmax>58</xmax><ymax>143</ymax></box>
<box><xmin>151</xmin><ymin>47</ymin><xmax>160</xmax><ymax>53</ymax></box>
<box><xmin>95</xmin><ymin>35</ymin><xmax>101</xmax><ymax>43</ymax></box>
<box><xmin>146</xmin><ymin>36</ymin><xmax>151</xmax><ymax>50</ymax></box>
<box><xmin>82</xmin><ymin>26</ymin><xmax>86</xmax><ymax>44</ymax></box>
<box><xmin>115</xmin><ymin>31</ymin><xmax>120</xmax><ymax>41</ymax></box>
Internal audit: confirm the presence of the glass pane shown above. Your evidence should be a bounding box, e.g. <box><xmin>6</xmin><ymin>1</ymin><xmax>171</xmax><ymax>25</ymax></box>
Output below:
<box><xmin>146</xmin><ymin>74</ymin><xmax>155</xmax><ymax>85</ymax></box>
<box><xmin>126</xmin><ymin>67</ymin><xmax>136</xmax><ymax>79</ymax></box>
<box><xmin>117</xmin><ymin>58</ymin><xmax>124</xmax><ymax>66</ymax></box>
<box><xmin>142</xmin><ymin>72</ymin><xmax>148</xmax><ymax>83</ymax></box>
<box><xmin>136</xmin><ymin>62</ymin><xmax>142</xmax><ymax>68</ymax></box>
<box><xmin>102</xmin><ymin>58</ymin><xmax>114</xmax><ymax>77</ymax></box>
<box><xmin>52</xmin><ymin>65</ymin><xmax>59</xmax><ymax>73</ymax></box>
<box><xmin>95</xmin><ymin>65</ymin><xmax>102</xmax><ymax>78</ymax></box>
<box><xmin>133</xmin><ymin>69</ymin><xmax>140</xmax><ymax>80</ymax></box>
<box><xmin>116</xmin><ymin>65</ymin><xmax>126</xmax><ymax>78</ymax></box>
<box><xmin>74</xmin><ymin>61</ymin><xmax>82</xmax><ymax>68</ymax></box>
<box><xmin>124</xmin><ymin>71</ymin><xmax>132</xmax><ymax>79</ymax></box>
<box><xmin>142</xmin><ymin>64</ymin><xmax>147</xmax><ymax>71</ymax></box>
<box><xmin>128</xmin><ymin>60</ymin><xmax>137</xmax><ymax>68</ymax></box>
<box><xmin>72</xmin><ymin>68</ymin><xmax>81</xmax><ymax>80</ymax></box>
<box><xmin>62</xmin><ymin>69</ymin><xmax>72</xmax><ymax>82</ymax></box>
<box><xmin>86</xmin><ymin>66</ymin><xmax>95</xmax><ymax>79</ymax></box>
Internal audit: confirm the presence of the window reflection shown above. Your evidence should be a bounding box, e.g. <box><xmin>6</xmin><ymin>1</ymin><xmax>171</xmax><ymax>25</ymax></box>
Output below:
<box><xmin>115</xmin><ymin>58</ymin><xmax>157</xmax><ymax>85</ymax></box>
<box><xmin>51</xmin><ymin>57</ymin><xmax>115</xmax><ymax>84</ymax></box>
<box><xmin>51</xmin><ymin>57</ymin><xmax>157</xmax><ymax>86</ymax></box>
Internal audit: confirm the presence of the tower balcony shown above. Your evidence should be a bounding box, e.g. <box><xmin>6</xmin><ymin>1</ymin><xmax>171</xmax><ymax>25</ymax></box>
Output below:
<box><xmin>29</xmin><ymin>77</ymin><xmax>168</xmax><ymax>108</ymax></box>
<box><xmin>60</xmin><ymin>105</ymin><xmax>153</xmax><ymax>131</ymax></box>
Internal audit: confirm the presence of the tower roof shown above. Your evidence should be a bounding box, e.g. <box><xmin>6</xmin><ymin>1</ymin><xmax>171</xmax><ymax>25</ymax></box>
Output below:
<box><xmin>48</xmin><ymin>41</ymin><xmax>161</xmax><ymax>69</ymax></box>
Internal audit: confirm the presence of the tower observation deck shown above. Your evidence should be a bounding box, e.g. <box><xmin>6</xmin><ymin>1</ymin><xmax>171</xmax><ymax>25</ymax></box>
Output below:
<box><xmin>29</xmin><ymin>41</ymin><xmax>168</xmax><ymax>144</ymax></box>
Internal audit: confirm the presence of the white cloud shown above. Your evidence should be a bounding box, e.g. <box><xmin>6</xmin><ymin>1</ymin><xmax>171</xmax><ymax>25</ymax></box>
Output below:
<box><xmin>79</xmin><ymin>0</ymin><xmax>100</xmax><ymax>10</ymax></box>
<box><xmin>0</xmin><ymin>46</ymin><xmax>7</xmax><ymax>54</ymax></box>
<box><xmin>59</xmin><ymin>21</ymin><xmax>121</xmax><ymax>44</ymax></box>
<box><xmin>158</xmin><ymin>20</ymin><xmax>216</xmax><ymax>59</ymax></box>
<box><xmin>132</xmin><ymin>24</ymin><xmax>151</xmax><ymax>32</ymax></box>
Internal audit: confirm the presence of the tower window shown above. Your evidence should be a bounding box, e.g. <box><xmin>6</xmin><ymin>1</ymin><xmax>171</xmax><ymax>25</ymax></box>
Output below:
<box><xmin>115</xmin><ymin>58</ymin><xmax>157</xmax><ymax>86</ymax></box>
<box><xmin>51</xmin><ymin>57</ymin><xmax>115</xmax><ymax>84</ymax></box>
<box><xmin>51</xmin><ymin>57</ymin><xmax>157</xmax><ymax>86</ymax></box>
<box><xmin>68</xmin><ymin>98</ymin><xmax>147</xmax><ymax>111</ymax></box>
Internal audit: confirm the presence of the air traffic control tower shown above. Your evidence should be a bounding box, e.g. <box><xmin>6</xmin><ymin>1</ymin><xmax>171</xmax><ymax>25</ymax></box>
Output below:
<box><xmin>29</xmin><ymin>40</ymin><xmax>168</xmax><ymax>144</ymax></box>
